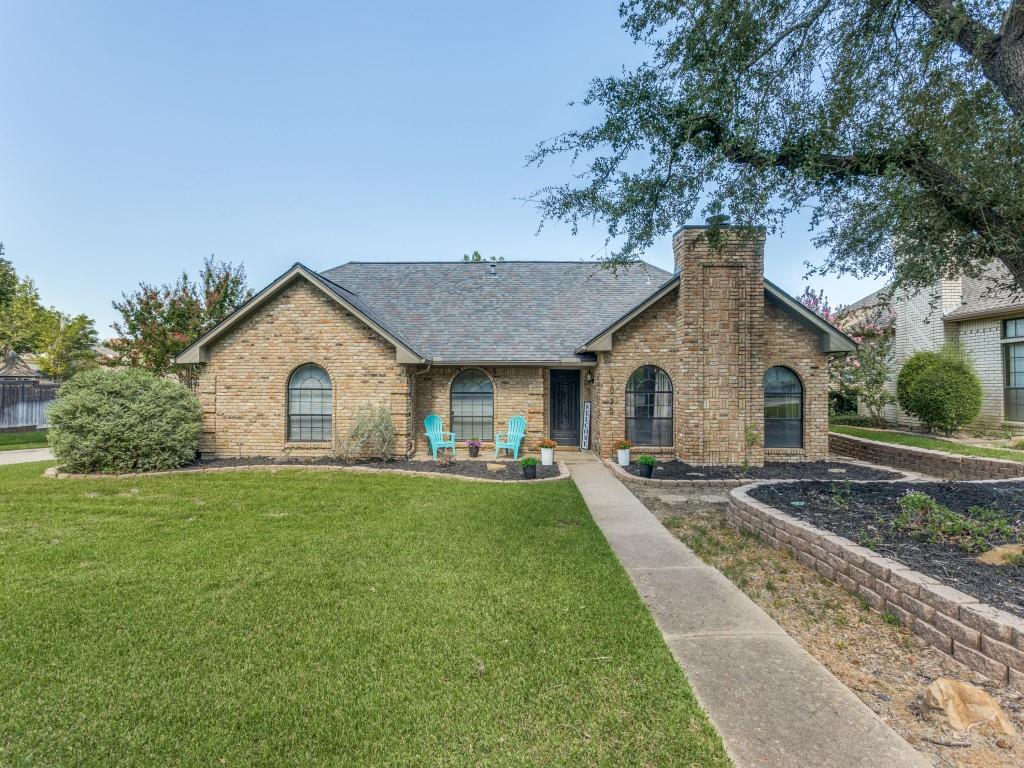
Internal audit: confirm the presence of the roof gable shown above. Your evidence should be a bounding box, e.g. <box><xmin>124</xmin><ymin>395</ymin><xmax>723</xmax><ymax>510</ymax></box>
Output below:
<box><xmin>174</xmin><ymin>264</ymin><xmax>425</xmax><ymax>365</ymax></box>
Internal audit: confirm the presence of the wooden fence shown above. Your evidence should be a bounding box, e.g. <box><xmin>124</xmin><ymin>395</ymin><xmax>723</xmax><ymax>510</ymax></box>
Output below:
<box><xmin>0</xmin><ymin>381</ymin><xmax>59</xmax><ymax>431</ymax></box>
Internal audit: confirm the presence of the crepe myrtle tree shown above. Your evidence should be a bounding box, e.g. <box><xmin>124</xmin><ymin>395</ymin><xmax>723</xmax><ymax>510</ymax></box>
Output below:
<box><xmin>112</xmin><ymin>256</ymin><xmax>252</xmax><ymax>390</ymax></box>
<box><xmin>528</xmin><ymin>0</ymin><xmax>1024</xmax><ymax>294</ymax></box>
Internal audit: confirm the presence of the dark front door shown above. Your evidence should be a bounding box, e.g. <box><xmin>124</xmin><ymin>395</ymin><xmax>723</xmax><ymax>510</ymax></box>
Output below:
<box><xmin>549</xmin><ymin>369</ymin><xmax>581</xmax><ymax>446</ymax></box>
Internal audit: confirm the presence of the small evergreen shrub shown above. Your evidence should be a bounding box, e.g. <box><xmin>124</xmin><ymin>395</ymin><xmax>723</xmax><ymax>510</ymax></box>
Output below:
<box><xmin>635</xmin><ymin>454</ymin><xmax>657</xmax><ymax>466</ymax></box>
<box><xmin>829</xmin><ymin>412</ymin><xmax>875</xmax><ymax>427</ymax></box>
<box><xmin>897</xmin><ymin>349</ymin><xmax>982</xmax><ymax>434</ymax></box>
<box><xmin>896</xmin><ymin>351</ymin><xmax>943</xmax><ymax>414</ymax></box>
<box><xmin>48</xmin><ymin>368</ymin><xmax>201</xmax><ymax>473</ymax></box>
<box><xmin>906</xmin><ymin>359</ymin><xmax>982</xmax><ymax>435</ymax></box>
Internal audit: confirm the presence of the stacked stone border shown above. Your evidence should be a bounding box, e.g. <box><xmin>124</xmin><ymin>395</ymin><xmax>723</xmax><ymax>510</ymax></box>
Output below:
<box><xmin>728</xmin><ymin>482</ymin><xmax>1024</xmax><ymax>690</ymax></box>
<box><xmin>43</xmin><ymin>461</ymin><xmax>571</xmax><ymax>484</ymax></box>
<box><xmin>605</xmin><ymin>455</ymin><xmax>916</xmax><ymax>490</ymax></box>
<box><xmin>604</xmin><ymin>458</ymin><xmax>751</xmax><ymax>489</ymax></box>
<box><xmin>830</xmin><ymin>432</ymin><xmax>1024</xmax><ymax>480</ymax></box>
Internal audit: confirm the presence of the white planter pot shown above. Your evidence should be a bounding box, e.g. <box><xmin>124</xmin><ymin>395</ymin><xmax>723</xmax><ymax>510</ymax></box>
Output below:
<box><xmin>540</xmin><ymin>447</ymin><xmax>554</xmax><ymax>466</ymax></box>
<box><xmin>617</xmin><ymin>449</ymin><xmax>630</xmax><ymax>467</ymax></box>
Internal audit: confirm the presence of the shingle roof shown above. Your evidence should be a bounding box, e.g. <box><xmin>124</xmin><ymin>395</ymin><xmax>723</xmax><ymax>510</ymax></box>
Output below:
<box><xmin>0</xmin><ymin>350</ymin><xmax>42</xmax><ymax>379</ymax></box>
<box><xmin>320</xmin><ymin>261</ymin><xmax>672</xmax><ymax>362</ymax></box>
<box><xmin>943</xmin><ymin>264</ymin><xmax>1024</xmax><ymax>321</ymax></box>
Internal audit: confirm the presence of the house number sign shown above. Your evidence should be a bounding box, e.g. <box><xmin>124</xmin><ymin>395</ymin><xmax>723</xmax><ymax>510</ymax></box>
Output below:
<box><xmin>581</xmin><ymin>401</ymin><xmax>591</xmax><ymax>450</ymax></box>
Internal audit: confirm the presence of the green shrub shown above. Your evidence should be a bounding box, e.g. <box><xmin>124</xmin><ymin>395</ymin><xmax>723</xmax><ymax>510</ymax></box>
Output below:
<box><xmin>48</xmin><ymin>368</ymin><xmax>202</xmax><ymax>473</ymax></box>
<box><xmin>339</xmin><ymin>403</ymin><xmax>396</xmax><ymax>461</ymax></box>
<box><xmin>520</xmin><ymin>456</ymin><xmax>540</xmax><ymax>467</ymax></box>
<box><xmin>906</xmin><ymin>359</ymin><xmax>982</xmax><ymax>435</ymax></box>
<box><xmin>896</xmin><ymin>351</ymin><xmax>944</xmax><ymax>415</ymax></box>
<box><xmin>635</xmin><ymin>454</ymin><xmax>657</xmax><ymax>466</ymax></box>
<box><xmin>828</xmin><ymin>412</ymin><xmax>874</xmax><ymax>428</ymax></box>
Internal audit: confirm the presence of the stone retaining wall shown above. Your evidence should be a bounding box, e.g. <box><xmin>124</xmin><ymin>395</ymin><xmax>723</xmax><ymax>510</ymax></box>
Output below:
<box><xmin>829</xmin><ymin>433</ymin><xmax>1024</xmax><ymax>481</ymax></box>
<box><xmin>728</xmin><ymin>485</ymin><xmax>1024</xmax><ymax>690</ymax></box>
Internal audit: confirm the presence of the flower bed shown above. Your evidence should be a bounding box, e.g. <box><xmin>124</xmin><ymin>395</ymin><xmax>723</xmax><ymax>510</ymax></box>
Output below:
<box><xmin>622</xmin><ymin>459</ymin><xmax>901</xmax><ymax>483</ymax></box>
<box><xmin>747</xmin><ymin>480</ymin><xmax>1024</xmax><ymax>618</ymax></box>
<box><xmin>47</xmin><ymin>456</ymin><xmax>566</xmax><ymax>482</ymax></box>
<box><xmin>729</xmin><ymin>481</ymin><xmax>1024</xmax><ymax>689</ymax></box>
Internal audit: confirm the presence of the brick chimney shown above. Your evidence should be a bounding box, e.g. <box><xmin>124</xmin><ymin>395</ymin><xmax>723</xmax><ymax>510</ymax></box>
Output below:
<box><xmin>673</xmin><ymin>222</ymin><xmax>767</xmax><ymax>465</ymax></box>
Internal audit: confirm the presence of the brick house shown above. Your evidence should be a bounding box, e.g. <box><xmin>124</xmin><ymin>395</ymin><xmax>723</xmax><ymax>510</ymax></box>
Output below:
<box><xmin>175</xmin><ymin>224</ymin><xmax>854</xmax><ymax>464</ymax></box>
<box><xmin>841</xmin><ymin>265</ymin><xmax>1024</xmax><ymax>429</ymax></box>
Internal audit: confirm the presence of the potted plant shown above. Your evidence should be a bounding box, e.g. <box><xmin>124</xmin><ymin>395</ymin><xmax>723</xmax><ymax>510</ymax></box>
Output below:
<box><xmin>466</xmin><ymin>440</ymin><xmax>482</xmax><ymax>458</ymax></box>
<box><xmin>635</xmin><ymin>454</ymin><xmax>657</xmax><ymax>478</ymax></box>
<box><xmin>615</xmin><ymin>439</ymin><xmax>632</xmax><ymax>467</ymax></box>
<box><xmin>520</xmin><ymin>456</ymin><xmax>539</xmax><ymax>479</ymax></box>
<box><xmin>539</xmin><ymin>438</ymin><xmax>557</xmax><ymax>466</ymax></box>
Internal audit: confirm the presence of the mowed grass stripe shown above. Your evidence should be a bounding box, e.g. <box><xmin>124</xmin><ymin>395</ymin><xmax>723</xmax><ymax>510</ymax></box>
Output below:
<box><xmin>0</xmin><ymin>463</ymin><xmax>729</xmax><ymax>767</ymax></box>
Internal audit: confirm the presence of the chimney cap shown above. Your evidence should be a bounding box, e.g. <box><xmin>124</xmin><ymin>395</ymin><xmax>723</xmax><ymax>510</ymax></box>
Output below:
<box><xmin>706</xmin><ymin>214</ymin><xmax>731</xmax><ymax>227</ymax></box>
<box><xmin>488</xmin><ymin>263</ymin><xmax>497</xmax><ymax>277</ymax></box>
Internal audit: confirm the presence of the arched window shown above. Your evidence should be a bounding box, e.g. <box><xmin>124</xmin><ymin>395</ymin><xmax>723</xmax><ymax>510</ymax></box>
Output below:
<box><xmin>625</xmin><ymin>366</ymin><xmax>673</xmax><ymax>446</ymax></box>
<box><xmin>287</xmin><ymin>364</ymin><xmax>332</xmax><ymax>442</ymax></box>
<box><xmin>451</xmin><ymin>369</ymin><xmax>493</xmax><ymax>441</ymax></box>
<box><xmin>764</xmin><ymin>367</ymin><xmax>803</xmax><ymax>448</ymax></box>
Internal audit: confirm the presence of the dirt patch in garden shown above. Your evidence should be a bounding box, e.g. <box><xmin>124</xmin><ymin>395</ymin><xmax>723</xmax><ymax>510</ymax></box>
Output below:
<box><xmin>624</xmin><ymin>460</ymin><xmax>901</xmax><ymax>481</ymax></box>
<box><xmin>634</xmin><ymin>488</ymin><xmax>1024</xmax><ymax>767</ymax></box>
<box><xmin>748</xmin><ymin>481</ymin><xmax>1024</xmax><ymax>618</ymax></box>
<box><xmin>188</xmin><ymin>456</ymin><xmax>561</xmax><ymax>481</ymax></box>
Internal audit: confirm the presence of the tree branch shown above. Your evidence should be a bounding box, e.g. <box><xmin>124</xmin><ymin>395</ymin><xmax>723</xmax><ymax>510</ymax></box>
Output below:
<box><xmin>676</xmin><ymin>113</ymin><xmax>1024</xmax><ymax>283</ymax></box>
<box><xmin>908</xmin><ymin>0</ymin><xmax>1024</xmax><ymax>114</ymax></box>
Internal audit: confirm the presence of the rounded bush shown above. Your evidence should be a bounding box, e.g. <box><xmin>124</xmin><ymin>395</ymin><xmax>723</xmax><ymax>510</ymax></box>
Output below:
<box><xmin>906</xmin><ymin>359</ymin><xmax>982</xmax><ymax>435</ymax></box>
<box><xmin>49</xmin><ymin>368</ymin><xmax>202</xmax><ymax>473</ymax></box>
<box><xmin>896</xmin><ymin>351</ymin><xmax>944</xmax><ymax>417</ymax></box>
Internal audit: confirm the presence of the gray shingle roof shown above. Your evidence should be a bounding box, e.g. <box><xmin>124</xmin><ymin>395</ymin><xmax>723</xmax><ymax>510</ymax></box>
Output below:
<box><xmin>943</xmin><ymin>263</ymin><xmax>1024</xmax><ymax>321</ymax></box>
<box><xmin>320</xmin><ymin>261</ymin><xmax>672</xmax><ymax>362</ymax></box>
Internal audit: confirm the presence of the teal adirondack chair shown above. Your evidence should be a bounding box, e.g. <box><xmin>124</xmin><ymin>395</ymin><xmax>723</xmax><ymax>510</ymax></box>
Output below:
<box><xmin>494</xmin><ymin>415</ymin><xmax>527</xmax><ymax>459</ymax></box>
<box><xmin>424</xmin><ymin>414</ymin><xmax>456</xmax><ymax>459</ymax></box>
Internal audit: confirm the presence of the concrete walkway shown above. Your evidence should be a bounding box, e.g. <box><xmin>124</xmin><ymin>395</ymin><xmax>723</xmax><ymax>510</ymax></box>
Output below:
<box><xmin>0</xmin><ymin>447</ymin><xmax>53</xmax><ymax>465</ymax></box>
<box><xmin>569</xmin><ymin>456</ymin><xmax>929</xmax><ymax>768</ymax></box>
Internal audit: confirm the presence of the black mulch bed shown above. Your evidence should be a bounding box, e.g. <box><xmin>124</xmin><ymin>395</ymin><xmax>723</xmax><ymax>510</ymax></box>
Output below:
<box><xmin>625</xmin><ymin>460</ymin><xmax>901</xmax><ymax>482</ymax></box>
<box><xmin>749</xmin><ymin>480</ymin><xmax>1024</xmax><ymax>618</ymax></box>
<box><xmin>186</xmin><ymin>456</ymin><xmax>561</xmax><ymax>481</ymax></box>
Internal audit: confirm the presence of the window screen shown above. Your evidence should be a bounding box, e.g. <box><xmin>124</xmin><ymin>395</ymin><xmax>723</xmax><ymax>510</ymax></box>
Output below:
<box><xmin>288</xmin><ymin>364</ymin><xmax>332</xmax><ymax>442</ymax></box>
<box><xmin>625</xmin><ymin>366</ymin><xmax>673</xmax><ymax>446</ymax></box>
<box><xmin>764</xmin><ymin>366</ymin><xmax>803</xmax><ymax>448</ymax></box>
<box><xmin>451</xmin><ymin>370</ymin><xmax>494</xmax><ymax>441</ymax></box>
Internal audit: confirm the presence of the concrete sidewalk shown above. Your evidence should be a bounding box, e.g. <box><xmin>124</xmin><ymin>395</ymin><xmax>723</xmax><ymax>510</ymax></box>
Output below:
<box><xmin>0</xmin><ymin>448</ymin><xmax>54</xmax><ymax>465</ymax></box>
<box><xmin>570</xmin><ymin>456</ymin><xmax>928</xmax><ymax>768</ymax></box>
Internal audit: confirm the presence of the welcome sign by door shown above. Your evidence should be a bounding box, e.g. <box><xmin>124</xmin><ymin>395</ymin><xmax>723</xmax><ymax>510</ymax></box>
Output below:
<box><xmin>581</xmin><ymin>401</ymin><xmax>591</xmax><ymax>450</ymax></box>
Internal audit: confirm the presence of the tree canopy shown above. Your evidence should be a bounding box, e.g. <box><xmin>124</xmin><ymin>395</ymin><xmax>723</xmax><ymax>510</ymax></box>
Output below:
<box><xmin>529</xmin><ymin>0</ymin><xmax>1024</xmax><ymax>293</ymax></box>
<box><xmin>0</xmin><ymin>245</ymin><xmax>98</xmax><ymax>380</ymax></box>
<box><xmin>111</xmin><ymin>256</ymin><xmax>252</xmax><ymax>389</ymax></box>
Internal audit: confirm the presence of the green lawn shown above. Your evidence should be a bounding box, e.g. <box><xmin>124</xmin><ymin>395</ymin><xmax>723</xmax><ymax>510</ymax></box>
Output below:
<box><xmin>0</xmin><ymin>429</ymin><xmax>48</xmax><ymax>451</ymax></box>
<box><xmin>831</xmin><ymin>424</ymin><xmax>1024</xmax><ymax>463</ymax></box>
<box><xmin>0</xmin><ymin>463</ymin><xmax>728</xmax><ymax>768</ymax></box>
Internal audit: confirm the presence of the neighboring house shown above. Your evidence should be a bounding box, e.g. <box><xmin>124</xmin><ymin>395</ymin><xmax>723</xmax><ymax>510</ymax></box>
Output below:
<box><xmin>840</xmin><ymin>265</ymin><xmax>1024</xmax><ymax>428</ymax></box>
<box><xmin>175</xmin><ymin>224</ymin><xmax>855</xmax><ymax>464</ymax></box>
<box><xmin>0</xmin><ymin>350</ymin><xmax>58</xmax><ymax>430</ymax></box>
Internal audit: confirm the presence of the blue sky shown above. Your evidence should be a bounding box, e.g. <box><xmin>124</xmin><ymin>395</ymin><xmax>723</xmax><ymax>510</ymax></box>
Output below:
<box><xmin>0</xmin><ymin>1</ymin><xmax>884</xmax><ymax>336</ymax></box>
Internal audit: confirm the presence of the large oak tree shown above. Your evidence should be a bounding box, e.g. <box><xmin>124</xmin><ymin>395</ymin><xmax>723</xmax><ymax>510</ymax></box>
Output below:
<box><xmin>530</xmin><ymin>0</ymin><xmax>1024</xmax><ymax>292</ymax></box>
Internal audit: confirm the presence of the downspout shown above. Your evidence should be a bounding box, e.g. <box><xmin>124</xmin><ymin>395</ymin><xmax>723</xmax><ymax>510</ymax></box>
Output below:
<box><xmin>408</xmin><ymin>360</ymin><xmax>432</xmax><ymax>458</ymax></box>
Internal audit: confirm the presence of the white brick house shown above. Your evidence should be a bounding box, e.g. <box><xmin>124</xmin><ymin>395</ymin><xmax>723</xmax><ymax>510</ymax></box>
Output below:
<box><xmin>842</xmin><ymin>266</ymin><xmax>1024</xmax><ymax>429</ymax></box>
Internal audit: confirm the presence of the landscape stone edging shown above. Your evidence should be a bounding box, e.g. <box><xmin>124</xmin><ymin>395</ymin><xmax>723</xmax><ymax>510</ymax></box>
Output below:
<box><xmin>605</xmin><ymin>455</ymin><xmax>919</xmax><ymax>488</ymax></box>
<box><xmin>604</xmin><ymin>458</ymin><xmax>750</xmax><ymax>489</ymax></box>
<box><xmin>42</xmin><ymin>461</ymin><xmax>571</xmax><ymax>484</ymax></box>
<box><xmin>830</xmin><ymin>432</ymin><xmax>1024</xmax><ymax>481</ymax></box>
<box><xmin>727</xmin><ymin>482</ymin><xmax>1024</xmax><ymax>690</ymax></box>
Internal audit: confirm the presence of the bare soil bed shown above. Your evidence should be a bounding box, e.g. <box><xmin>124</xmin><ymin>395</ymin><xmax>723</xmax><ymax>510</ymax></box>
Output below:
<box><xmin>188</xmin><ymin>456</ymin><xmax>561</xmax><ymax>481</ymax></box>
<box><xmin>748</xmin><ymin>480</ymin><xmax>1024</xmax><ymax>618</ymax></box>
<box><xmin>625</xmin><ymin>459</ymin><xmax>901</xmax><ymax>481</ymax></box>
<box><xmin>633</xmin><ymin>488</ymin><xmax>1024</xmax><ymax>767</ymax></box>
